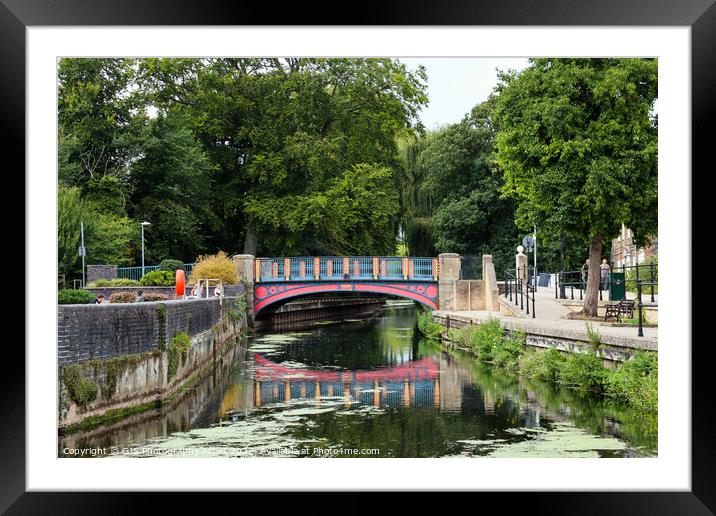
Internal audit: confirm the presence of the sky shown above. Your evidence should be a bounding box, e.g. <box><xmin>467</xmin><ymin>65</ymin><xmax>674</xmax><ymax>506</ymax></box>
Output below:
<box><xmin>400</xmin><ymin>58</ymin><xmax>530</xmax><ymax>130</ymax></box>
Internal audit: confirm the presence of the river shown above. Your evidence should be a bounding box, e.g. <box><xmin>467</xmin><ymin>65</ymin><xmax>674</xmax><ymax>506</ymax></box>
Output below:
<box><xmin>59</xmin><ymin>303</ymin><xmax>657</xmax><ymax>458</ymax></box>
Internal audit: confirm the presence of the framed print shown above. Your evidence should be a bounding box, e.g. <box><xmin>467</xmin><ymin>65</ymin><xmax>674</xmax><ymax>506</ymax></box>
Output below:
<box><xmin>3</xmin><ymin>0</ymin><xmax>712</xmax><ymax>511</ymax></box>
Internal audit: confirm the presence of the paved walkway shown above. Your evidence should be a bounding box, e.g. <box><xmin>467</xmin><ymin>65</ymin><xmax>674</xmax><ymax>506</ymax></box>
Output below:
<box><xmin>435</xmin><ymin>286</ymin><xmax>658</xmax><ymax>351</ymax></box>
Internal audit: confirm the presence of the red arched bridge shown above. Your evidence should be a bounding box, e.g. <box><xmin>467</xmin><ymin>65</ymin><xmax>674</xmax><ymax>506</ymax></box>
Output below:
<box><xmin>253</xmin><ymin>256</ymin><xmax>439</xmax><ymax>315</ymax></box>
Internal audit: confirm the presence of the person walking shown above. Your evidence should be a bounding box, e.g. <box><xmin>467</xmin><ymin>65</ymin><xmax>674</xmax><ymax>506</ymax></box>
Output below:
<box><xmin>91</xmin><ymin>294</ymin><xmax>105</xmax><ymax>304</ymax></box>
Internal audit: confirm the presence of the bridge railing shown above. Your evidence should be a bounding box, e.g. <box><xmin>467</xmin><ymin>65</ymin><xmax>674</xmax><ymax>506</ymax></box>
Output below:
<box><xmin>254</xmin><ymin>256</ymin><xmax>438</xmax><ymax>283</ymax></box>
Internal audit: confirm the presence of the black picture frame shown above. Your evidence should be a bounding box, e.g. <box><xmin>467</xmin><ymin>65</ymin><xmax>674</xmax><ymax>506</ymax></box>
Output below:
<box><xmin>3</xmin><ymin>0</ymin><xmax>709</xmax><ymax>511</ymax></box>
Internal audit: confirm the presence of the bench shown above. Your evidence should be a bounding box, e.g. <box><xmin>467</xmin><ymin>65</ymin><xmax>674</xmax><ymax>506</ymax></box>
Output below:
<box><xmin>604</xmin><ymin>298</ymin><xmax>634</xmax><ymax>322</ymax></box>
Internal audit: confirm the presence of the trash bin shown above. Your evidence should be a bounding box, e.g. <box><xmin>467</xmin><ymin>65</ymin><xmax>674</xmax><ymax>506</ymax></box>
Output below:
<box><xmin>609</xmin><ymin>272</ymin><xmax>625</xmax><ymax>301</ymax></box>
<box><xmin>538</xmin><ymin>273</ymin><xmax>550</xmax><ymax>287</ymax></box>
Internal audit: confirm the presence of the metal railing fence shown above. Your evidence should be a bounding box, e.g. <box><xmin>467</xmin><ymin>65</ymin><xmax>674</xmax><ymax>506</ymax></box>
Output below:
<box><xmin>254</xmin><ymin>256</ymin><xmax>438</xmax><ymax>283</ymax></box>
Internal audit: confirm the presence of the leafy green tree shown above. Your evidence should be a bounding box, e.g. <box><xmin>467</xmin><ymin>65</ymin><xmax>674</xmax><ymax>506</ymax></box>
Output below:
<box><xmin>83</xmin><ymin>212</ymin><xmax>138</xmax><ymax>267</ymax></box>
<box><xmin>58</xmin><ymin>58</ymin><xmax>144</xmax><ymax>193</ymax></box>
<box><xmin>420</xmin><ymin>101</ymin><xmax>520</xmax><ymax>272</ymax></box>
<box><xmin>58</xmin><ymin>185</ymin><xmax>84</xmax><ymax>278</ymax></box>
<box><xmin>130</xmin><ymin>111</ymin><xmax>216</xmax><ymax>261</ymax></box>
<box><xmin>140</xmin><ymin>58</ymin><xmax>428</xmax><ymax>256</ymax></box>
<box><xmin>493</xmin><ymin>58</ymin><xmax>657</xmax><ymax>315</ymax></box>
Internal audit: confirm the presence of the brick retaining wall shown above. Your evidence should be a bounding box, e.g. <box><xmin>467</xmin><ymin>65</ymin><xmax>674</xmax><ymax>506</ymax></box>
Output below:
<box><xmin>58</xmin><ymin>303</ymin><xmax>161</xmax><ymax>365</ymax></box>
<box><xmin>58</xmin><ymin>288</ymin><xmax>245</xmax><ymax>366</ymax></box>
<box><xmin>86</xmin><ymin>283</ymin><xmax>245</xmax><ymax>301</ymax></box>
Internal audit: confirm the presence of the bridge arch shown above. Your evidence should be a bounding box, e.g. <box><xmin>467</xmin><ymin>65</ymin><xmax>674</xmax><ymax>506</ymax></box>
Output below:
<box><xmin>253</xmin><ymin>281</ymin><xmax>438</xmax><ymax>317</ymax></box>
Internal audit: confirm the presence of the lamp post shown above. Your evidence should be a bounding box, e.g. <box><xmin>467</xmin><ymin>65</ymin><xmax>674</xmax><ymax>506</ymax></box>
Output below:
<box><xmin>141</xmin><ymin>221</ymin><xmax>151</xmax><ymax>277</ymax></box>
<box><xmin>559</xmin><ymin>236</ymin><xmax>566</xmax><ymax>299</ymax></box>
<box><xmin>79</xmin><ymin>221</ymin><xmax>86</xmax><ymax>288</ymax></box>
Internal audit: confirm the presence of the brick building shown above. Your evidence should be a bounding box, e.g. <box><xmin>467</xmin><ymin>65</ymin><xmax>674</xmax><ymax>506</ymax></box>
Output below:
<box><xmin>610</xmin><ymin>224</ymin><xmax>658</xmax><ymax>267</ymax></box>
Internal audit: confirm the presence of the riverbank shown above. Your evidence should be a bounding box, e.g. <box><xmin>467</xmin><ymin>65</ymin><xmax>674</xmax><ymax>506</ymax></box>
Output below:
<box><xmin>418</xmin><ymin>309</ymin><xmax>658</xmax><ymax>413</ymax></box>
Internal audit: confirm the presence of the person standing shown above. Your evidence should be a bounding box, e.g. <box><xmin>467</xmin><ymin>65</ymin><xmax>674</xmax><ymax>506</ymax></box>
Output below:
<box><xmin>91</xmin><ymin>294</ymin><xmax>105</xmax><ymax>304</ymax></box>
<box><xmin>581</xmin><ymin>259</ymin><xmax>590</xmax><ymax>285</ymax></box>
<box><xmin>600</xmin><ymin>259</ymin><xmax>611</xmax><ymax>291</ymax></box>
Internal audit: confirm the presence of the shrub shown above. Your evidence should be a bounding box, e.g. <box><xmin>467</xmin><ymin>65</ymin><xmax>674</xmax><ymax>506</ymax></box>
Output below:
<box><xmin>463</xmin><ymin>319</ymin><xmax>505</xmax><ymax>361</ymax></box>
<box><xmin>190</xmin><ymin>251</ymin><xmax>238</xmax><ymax>284</ymax></box>
<box><xmin>557</xmin><ymin>350</ymin><xmax>608</xmax><ymax>394</ymax></box>
<box><xmin>446</xmin><ymin>319</ymin><xmax>523</xmax><ymax>370</ymax></box>
<box><xmin>226</xmin><ymin>293</ymin><xmax>247</xmax><ymax>324</ymax></box>
<box><xmin>58</xmin><ymin>289</ymin><xmax>96</xmax><ymax>304</ymax></box>
<box><xmin>585</xmin><ymin>322</ymin><xmax>601</xmax><ymax>349</ymax></box>
<box><xmin>518</xmin><ymin>347</ymin><xmax>565</xmax><ymax>383</ymax></box>
<box><xmin>416</xmin><ymin>307</ymin><xmax>444</xmax><ymax>339</ymax></box>
<box><xmin>492</xmin><ymin>330</ymin><xmax>525</xmax><ymax>370</ymax></box>
<box><xmin>88</xmin><ymin>279</ymin><xmax>111</xmax><ymax>287</ymax></box>
<box><xmin>109</xmin><ymin>291</ymin><xmax>137</xmax><ymax>303</ymax></box>
<box><xmin>61</xmin><ymin>365</ymin><xmax>98</xmax><ymax>406</ymax></box>
<box><xmin>108</xmin><ymin>278</ymin><xmax>141</xmax><ymax>287</ymax></box>
<box><xmin>625</xmin><ymin>256</ymin><xmax>658</xmax><ymax>295</ymax></box>
<box><xmin>604</xmin><ymin>352</ymin><xmax>658</xmax><ymax>412</ymax></box>
<box><xmin>158</xmin><ymin>259</ymin><xmax>185</xmax><ymax>272</ymax></box>
<box><xmin>88</xmin><ymin>278</ymin><xmax>141</xmax><ymax>288</ymax></box>
<box><xmin>167</xmin><ymin>332</ymin><xmax>192</xmax><ymax>379</ymax></box>
<box><xmin>140</xmin><ymin>270</ymin><xmax>175</xmax><ymax>286</ymax></box>
<box><xmin>143</xmin><ymin>293</ymin><xmax>169</xmax><ymax>302</ymax></box>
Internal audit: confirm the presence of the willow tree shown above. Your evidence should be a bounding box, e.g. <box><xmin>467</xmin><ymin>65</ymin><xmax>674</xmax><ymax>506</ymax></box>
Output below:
<box><xmin>396</xmin><ymin>133</ymin><xmax>438</xmax><ymax>256</ymax></box>
<box><xmin>493</xmin><ymin>58</ymin><xmax>658</xmax><ymax>315</ymax></box>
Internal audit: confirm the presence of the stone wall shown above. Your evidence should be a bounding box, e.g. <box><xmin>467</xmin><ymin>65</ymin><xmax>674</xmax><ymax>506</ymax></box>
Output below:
<box><xmin>453</xmin><ymin>280</ymin><xmax>485</xmax><ymax>311</ymax></box>
<box><xmin>439</xmin><ymin>254</ymin><xmax>501</xmax><ymax>313</ymax></box>
<box><xmin>86</xmin><ymin>265</ymin><xmax>118</xmax><ymax>284</ymax></box>
<box><xmin>165</xmin><ymin>297</ymin><xmax>222</xmax><ymax>342</ymax></box>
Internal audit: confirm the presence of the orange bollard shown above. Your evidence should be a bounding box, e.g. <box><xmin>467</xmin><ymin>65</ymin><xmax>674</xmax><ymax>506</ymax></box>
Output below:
<box><xmin>175</xmin><ymin>269</ymin><xmax>185</xmax><ymax>297</ymax></box>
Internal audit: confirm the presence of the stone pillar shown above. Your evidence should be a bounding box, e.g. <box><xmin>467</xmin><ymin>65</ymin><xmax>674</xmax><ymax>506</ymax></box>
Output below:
<box><xmin>482</xmin><ymin>255</ymin><xmax>500</xmax><ymax>312</ymax></box>
<box><xmin>515</xmin><ymin>246</ymin><xmax>528</xmax><ymax>283</ymax></box>
<box><xmin>232</xmin><ymin>254</ymin><xmax>255</xmax><ymax>283</ymax></box>
<box><xmin>232</xmin><ymin>254</ymin><xmax>255</xmax><ymax>315</ymax></box>
<box><xmin>438</xmin><ymin>253</ymin><xmax>461</xmax><ymax>310</ymax></box>
<box><xmin>86</xmin><ymin>265</ymin><xmax>118</xmax><ymax>284</ymax></box>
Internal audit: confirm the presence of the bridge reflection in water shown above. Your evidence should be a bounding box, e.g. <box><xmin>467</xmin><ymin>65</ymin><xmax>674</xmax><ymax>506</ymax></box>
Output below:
<box><xmin>250</xmin><ymin>354</ymin><xmax>441</xmax><ymax>409</ymax></box>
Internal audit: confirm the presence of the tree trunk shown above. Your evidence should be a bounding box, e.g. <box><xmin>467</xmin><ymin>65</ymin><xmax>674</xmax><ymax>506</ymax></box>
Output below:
<box><xmin>243</xmin><ymin>224</ymin><xmax>258</xmax><ymax>256</ymax></box>
<box><xmin>582</xmin><ymin>232</ymin><xmax>604</xmax><ymax>316</ymax></box>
